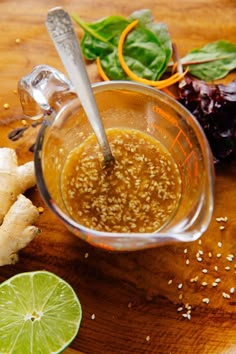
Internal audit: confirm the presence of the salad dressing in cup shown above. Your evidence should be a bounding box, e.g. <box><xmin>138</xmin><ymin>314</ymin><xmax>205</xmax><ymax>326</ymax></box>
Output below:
<box><xmin>18</xmin><ymin>65</ymin><xmax>214</xmax><ymax>251</ymax></box>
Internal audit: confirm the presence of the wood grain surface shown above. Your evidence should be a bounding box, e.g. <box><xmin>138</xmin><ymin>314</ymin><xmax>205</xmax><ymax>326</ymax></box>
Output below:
<box><xmin>0</xmin><ymin>0</ymin><xmax>236</xmax><ymax>353</ymax></box>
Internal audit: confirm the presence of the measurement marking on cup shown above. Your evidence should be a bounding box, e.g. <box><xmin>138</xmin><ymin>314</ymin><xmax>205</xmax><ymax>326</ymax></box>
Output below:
<box><xmin>181</xmin><ymin>150</ymin><xmax>195</xmax><ymax>167</ymax></box>
<box><xmin>171</xmin><ymin>131</ymin><xmax>187</xmax><ymax>156</ymax></box>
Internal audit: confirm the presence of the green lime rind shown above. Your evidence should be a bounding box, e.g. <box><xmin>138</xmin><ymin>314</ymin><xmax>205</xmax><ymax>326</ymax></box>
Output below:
<box><xmin>0</xmin><ymin>271</ymin><xmax>82</xmax><ymax>354</ymax></box>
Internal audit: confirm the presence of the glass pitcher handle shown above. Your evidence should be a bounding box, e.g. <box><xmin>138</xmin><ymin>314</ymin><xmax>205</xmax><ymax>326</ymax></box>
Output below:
<box><xmin>18</xmin><ymin>64</ymin><xmax>75</xmax><ymax>120</ymax></box>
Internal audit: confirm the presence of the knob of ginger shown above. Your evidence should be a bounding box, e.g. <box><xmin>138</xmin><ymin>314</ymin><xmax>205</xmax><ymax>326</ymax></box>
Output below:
<box><xmin>0</xmin><ymin>148</ymin><xmax>40</xmax><ymax>266</ymax></box>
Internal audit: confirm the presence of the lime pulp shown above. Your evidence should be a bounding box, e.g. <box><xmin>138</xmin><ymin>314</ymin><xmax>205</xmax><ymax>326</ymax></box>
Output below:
<box><xmin>0</xmin><ymin>271</ymin><xmax>82</xmax><ymax>353</ymax></box>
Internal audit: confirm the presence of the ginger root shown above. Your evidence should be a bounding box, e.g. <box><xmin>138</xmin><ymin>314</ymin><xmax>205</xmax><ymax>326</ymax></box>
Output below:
<box><xmin>0</xmin><ymin>147</ymin><xmax>40</xmax><ymax>266</ymax></box>
<box><xmin>0</xmin><ymin>194</ymin><xmax>40</xmax><ymax>265</ymax></box>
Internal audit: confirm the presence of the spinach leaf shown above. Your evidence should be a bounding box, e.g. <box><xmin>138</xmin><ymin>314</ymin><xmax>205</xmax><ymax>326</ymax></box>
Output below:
<box><xmin>129</xmin><ymin>9</ymin><xmax>172</xmax><ymax>68</ymax></box>
<box><xmin>73</xmin><ymin>10</ymin><xmax>172</xmax><ymax>80</ymax></box>
<box><xmin>73</xmin><ymin>14</ymin><xmax>128</xmax><ymax>60</ymax></box>
<box><xmin>181</xmin><ymin>41</ymin><xmax>236</xmax><ymax>80</ymax></box>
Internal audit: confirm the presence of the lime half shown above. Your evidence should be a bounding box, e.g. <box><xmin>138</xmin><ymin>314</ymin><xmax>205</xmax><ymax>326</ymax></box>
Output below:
<box><xmin>0</xmin><ymin>271</ymin><xmax>82</xmax><ymax>354</ymax></box>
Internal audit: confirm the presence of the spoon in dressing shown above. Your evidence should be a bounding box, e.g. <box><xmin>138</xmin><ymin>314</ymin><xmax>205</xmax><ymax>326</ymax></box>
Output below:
<box><xmin>46</xmin><ymin>7</ymin><xmax>115</xmax><ymax>167</ymax></box>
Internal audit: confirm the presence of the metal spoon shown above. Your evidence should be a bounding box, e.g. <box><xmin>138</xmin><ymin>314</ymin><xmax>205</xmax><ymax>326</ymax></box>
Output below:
<box><xmin>45</xmin><ymin>7</ymin><xmax>114</xmax><ymax>166</ymax></box>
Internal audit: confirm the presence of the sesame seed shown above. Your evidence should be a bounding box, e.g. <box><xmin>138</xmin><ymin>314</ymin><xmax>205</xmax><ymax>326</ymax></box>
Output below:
<box><xmin>201</xmin><ymin>282</ymin><xmax>208</xmax><ymax>287</ymax></box>
<box><xmin>218</xmin><ymin>242</ymin><xmax>223</xmax><ymax>248</ymax></box>
<box><xmin>215</xmin><ymin>278</ymin><xmax>221</xmax><ymax>283</ymax></box>
<box><xmin>197</xmin><ymin>257</ymin><xmax>203</xmax><ymax>262</ymax></box>
<box><xmin>202</xmin><ymin>298</ymin><xmax>210</xmax><ymax>304</ymax></box>
<box><xmin>128</xmin><ymin>302</ymin><xmax>132</xmax><ymax>308</ymax></box>
<box><xmin>208</xmin><ymin>252</ymin><xmax>212</xmax><ymax>258</ymax></box>
<box><xmin>230</xmin><ymin>288</ymin><xmax>235</xmax><ymax>294</ymax></box>
<box><xmin>212</xmin><ymin>282</ymin><xmax>218</xmax><ymax>287</ymax></box>
<box><xmin>217</xmin><ymin>253</ymin><xmax>222</xmax><ymax>258</ymax></box>
<box><xmin>216</xmin><ymin>216</ymin><xmax>228</xmax><ymax>223</ymax></box>
<box><xmin>37</xmin><ymin>206</ymin><xmax>44</xmax><ymax>213</ymax></box>
<box><xmin>178</xmin><ymin>294</ymin><xmax>183</xmax><ymax>300</ymax></box>
<box><xmin>227</xmin><ymin>255</ymin><xmax>234</xmax><ymax>262</ymax></box>
<box><xmin>202</xmin><ymin>269</ymin><xmax>208</xmax><ymax>274</ymax></box>
<box><xmin>199</xmin><ymin>250</ymin><xmax>203</xmax><ymax>255</ymax></box>
<box><xmin>3</xmin><ymin>103</ymin><xmax>9</xmax><ymax>109</ymax></box>
<box><xmin>177</xmin><ymin>307</ymin><xmax>183</xmax><ymax>312</ymax></box>
<box><xmin>91</xmin><ymin>314</ymin><xmax>96</xmax><ymax>320</ymax></box>
<box><xmin>15</xmin><ymin>38</ymin><xmax>21</xmax><ymax>44</ymax></box>
<box><xmin>225</xmin><ymin>266</ymin><xmax>231</xmax><ymax>271</ymax></box>
<box><xmin>214</xmin><ymin>265</ymin><xmax>218</xmax><ymax>271</ymax></box>
<box><xmin>198</xmin><ymin>239</ymin><xmax>202</xmax><ymax>245</ymax></box>
<box><xmin>190</xmin><ymin>276</ymin><xmax>199</xmax><ymax>283</ymax></box>
<box><xmin>182</xmin><ymin>313</ymin><xmax>191</xmax><ymax>320</ymax></box>
<box><xmin>168</xmin><ymin>279</ymin><xmax>173</xmax><ymax>285</ymax></box>
<box><xmin>222</xmin><ymin>292</ymin><xmax>230</xmax><ymax>299</ymax></box>
<box><xmin>186</xmin><ymin>259</ymin><xmax>190</xmax><ymax>265</ymax></box>
<box><xmin>21</xmin><ymin>119</ymin><xmax>28</xmax><ymax>126</ymax></box>
<box><xmin>146</xmin><ymin>335</ymin><xmax>150</xmax><ymax>342</ymax></box>
<box><xmin>84</xmin><ymin>252</ymin><xmax>89</xmax><ymax>259</ymax></box>
<box><xmin>178</xmin><ymin>283</ymin><xmax>183</xmax><ymax>289</ymax></box>
<box><xmin>219</xmin><ymin>226</ymin><xmax>225</xmax><ymax>231</ymax></box>
<box><xmin>184</xmin><ymin>248</ymin><xmax>188</xmax><ymax>254</ymax></box>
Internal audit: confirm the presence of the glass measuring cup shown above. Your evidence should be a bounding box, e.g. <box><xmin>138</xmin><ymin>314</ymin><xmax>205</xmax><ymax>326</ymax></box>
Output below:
<box><xmin>18</xmin><ymin>65</ymin><xmax>214</xmax><ymax>251</ymax></box>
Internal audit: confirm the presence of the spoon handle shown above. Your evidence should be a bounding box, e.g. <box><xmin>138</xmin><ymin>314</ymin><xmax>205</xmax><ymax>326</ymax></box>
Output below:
<box><xmin>46</xmin><ymin>7</ymin><xmax>114</xmax><ymax>165</ymax></box>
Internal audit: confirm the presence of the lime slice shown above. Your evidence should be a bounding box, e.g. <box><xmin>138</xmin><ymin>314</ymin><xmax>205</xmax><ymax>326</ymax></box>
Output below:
<box><xmin>0</xmin><ymin>271</ymin><xmax>82</xmax><ymax>354</ymax></box>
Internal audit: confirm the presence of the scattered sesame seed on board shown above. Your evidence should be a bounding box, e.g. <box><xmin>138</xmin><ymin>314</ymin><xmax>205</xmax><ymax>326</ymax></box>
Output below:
<box><xmin>177</xmin><ymin>307</ymin><xmax>183</xmax><ymax>312</ymax></box>
<box><xmin>227</xmin><ymin>255</ymin><xmax>234</xmax><ymax>262</ymax></box>
<box><xmin>182</xmin><ymin>313</ymin><xmax>190</xmax><ymax>320</ymax></box>
<box><xmin>37</xmin><ymin>206</ymin><xmax>44</xmax><ymax>213</ymax></box>
<box><xmin>202</xmin><ymin>298</ymin><xmax>210</xmax><ymax>304</ymax></box>
<box><xmin>222</xmin><ymin>292</ymin><xmax>231</xmax><ymax>299</ymax></box>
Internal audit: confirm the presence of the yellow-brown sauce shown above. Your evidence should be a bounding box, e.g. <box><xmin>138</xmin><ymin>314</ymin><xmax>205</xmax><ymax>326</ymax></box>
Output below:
<box><xmin>61</xmin><ymin>128</ymin><xmax>181</xmax><ymax>233</ymax></box>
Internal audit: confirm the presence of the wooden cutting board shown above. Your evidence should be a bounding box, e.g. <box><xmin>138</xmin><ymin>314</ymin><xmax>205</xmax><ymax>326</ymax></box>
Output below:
<box><xmin>0</xmin><ymin>0</ymin><xmax>236</xmax><ymax>353</ymax></box>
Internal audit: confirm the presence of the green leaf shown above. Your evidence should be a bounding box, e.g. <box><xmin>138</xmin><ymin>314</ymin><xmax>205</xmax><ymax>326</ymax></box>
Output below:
<box><xmin>73</xmin><ymin>10</ymin><xmax>172</xmax><ymax>81</ymax></box>
<box><xmin>129</xmin><ymin>9</ymin><xmax>172</xmax><ymax>67</ymax></box>
<box><xmin>73</xmin><ymin>14</ymin><xmax>129</xmax><ymax>60</ymax></box>
<box><xmin>181</xmin><ymin>40</ymin><xmax>236</xmax><ymax>80</ymax></box>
